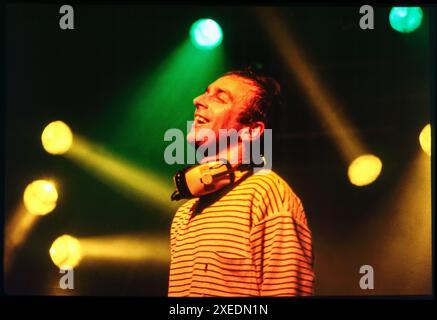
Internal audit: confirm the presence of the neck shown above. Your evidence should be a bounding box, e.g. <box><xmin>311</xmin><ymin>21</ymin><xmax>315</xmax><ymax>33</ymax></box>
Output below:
<box><xmin>200</xmin><ymin>142</ymin><xmax>245</xmax><ymax>169</ymax></box>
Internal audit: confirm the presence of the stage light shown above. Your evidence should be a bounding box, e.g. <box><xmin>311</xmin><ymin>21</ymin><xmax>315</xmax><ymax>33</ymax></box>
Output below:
<box><xmin>389</xmin><ymin>7</ymin><xmax>423</xmax><ymax>33</ymax></box>
<box><xmin>49</xmin><ymin>235</ymin><xmax>82</xmax><ymax>269</ymax></box>
<box><xmin>419</xmin><ymin>124</ymin><xmax>431</xmax><ymax>157</ymax></box>
<box><xmin>348</xmin><ymin>154</ymin><xmax>382</xmax><ymax>187</ymax></box>
<box><xmin>4</xmin><ymin>205</ymin><xmax>39</xmax><ymax>273</ymax></box>
<box><xmin>254</xmin><ymin>8</ymin><xmax>367</xmax><ymax>162</ymax></box>
<box><xmin>190</xmin><ymin>18</ymin><xmax>223</xmax><ymax>50</ymax></box>
<box><xmin>23</xmin><ymin>180</ymin><xmax>58</xmax><ymax>215</ymax></box>
<box><xmin>41</xmin><ymin>120</ymin><xmax>73</xmax><ymax>155</ymax></box>
<box><xmin>79</xmin><ymin>235</ymin><xmax>170</xmax><ymax>263</ymax></box>
<box><xmin>48</xmin><ymin>234</ymin><xmax>168</xmax><ymax>269</ymax></box>
<box><xmin>68</xmin><ymin>136</ymin><xmax>179</xmax><ymax>210</ymax></box>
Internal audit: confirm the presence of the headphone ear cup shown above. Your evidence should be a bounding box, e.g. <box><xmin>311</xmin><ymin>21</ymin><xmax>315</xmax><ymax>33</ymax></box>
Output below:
<box><xmin>172</xmin><ymin>166</ymin><xmax>195</xmax><ymax>200</ymax></box>
<box><xmin>171</xmin><ymin>159</ymin><xmax>253</xmax><ymax>200</ymax></box>
<box><xmin>185</xmin><ymin>162</ymin><xmax>230</xmax><ymax>197</ymax></box>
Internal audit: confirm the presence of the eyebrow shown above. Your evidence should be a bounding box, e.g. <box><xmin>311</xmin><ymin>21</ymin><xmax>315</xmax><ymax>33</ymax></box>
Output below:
<box><xmin>206</xmin><ymin>86</ymin><xmax>233</xmax><ymax>102</ymax></box>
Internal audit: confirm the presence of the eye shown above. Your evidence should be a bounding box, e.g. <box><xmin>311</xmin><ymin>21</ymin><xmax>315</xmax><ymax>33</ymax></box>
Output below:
<box><xmin>216</xmin><ymin>93</ymin><xmax>228</xmax><ymax>103</ymax></box>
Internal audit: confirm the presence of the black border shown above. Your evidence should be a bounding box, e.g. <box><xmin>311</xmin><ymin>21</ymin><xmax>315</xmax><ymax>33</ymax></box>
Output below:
<box><xmin>1</xmin><ymin>1</ymin><xmax>435</xmax><ymax>316</ymax></box>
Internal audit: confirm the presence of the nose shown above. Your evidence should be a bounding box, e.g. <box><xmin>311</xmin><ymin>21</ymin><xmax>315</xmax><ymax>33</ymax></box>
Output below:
<box><xmin>193</xmin><ymin>94</ymin><xmax>207</xmax><ymax>110</ymax></box>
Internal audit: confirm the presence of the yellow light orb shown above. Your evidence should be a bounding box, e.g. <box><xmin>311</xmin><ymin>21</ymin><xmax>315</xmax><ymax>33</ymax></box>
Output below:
<box><xmin>41</xmin><ymin>121</ymin><xmax>73</xmax><ymax>155</ymax></box>
<box><xmin>419</xmin><ymin>124</ymin><xmax>431</xmax><ymax>156</ymax></box>
<box><xmin>23</xmin><ymin>180</ymin><xmax>58</xmax><ymax>215</ymax></box>
<box><xmin>49</xmin><ymin>235</ymin><xmax>82</xmax><ymax>269</ymax></box>
<box><xmin>348</xmin><ymin>154</ymin><xmax>383</xmax><ymax>187</ymax></box>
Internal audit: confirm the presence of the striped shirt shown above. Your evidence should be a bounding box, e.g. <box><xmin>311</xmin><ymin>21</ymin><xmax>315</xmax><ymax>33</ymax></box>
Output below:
<box><xmin>168</xmin><ymin>169</ymin><xmax>314</xmax><ymax>297</ymax></box>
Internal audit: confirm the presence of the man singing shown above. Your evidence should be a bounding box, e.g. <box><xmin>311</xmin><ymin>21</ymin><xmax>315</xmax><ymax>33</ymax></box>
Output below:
<box><xmin>168</xmin><ymin>69</ymin><xmax>314</xmax><ymax>297</ymax></box>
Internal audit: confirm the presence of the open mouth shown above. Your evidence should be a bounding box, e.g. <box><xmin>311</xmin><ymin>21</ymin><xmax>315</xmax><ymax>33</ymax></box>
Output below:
<box><xmin>194</xmin><ymin>114</ymin><xmax>210</xmax><ymax>126</ymax></box>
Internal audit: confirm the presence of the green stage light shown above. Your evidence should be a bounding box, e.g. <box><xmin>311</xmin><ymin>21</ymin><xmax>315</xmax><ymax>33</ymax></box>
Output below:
<box><xmin>389</xmin><ymin>7</ymin><xmax>423</xmax><ymax>33</ymax></box>
<box><xmin>190</xmin><ymin>19</ymin><xmax>223</xmax><ymax>50</ymax></box>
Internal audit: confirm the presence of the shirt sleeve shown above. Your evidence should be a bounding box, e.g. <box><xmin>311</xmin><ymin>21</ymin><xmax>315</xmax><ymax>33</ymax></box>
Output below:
<box><xmin>249</xmin><ymin>176</ymin><xmax>315</xmax><ymax>296</ymax></box>
<box><xmin>250</xmin><ymin>212</ymin><xmax>314</xmax><ymax>296</ymax></box>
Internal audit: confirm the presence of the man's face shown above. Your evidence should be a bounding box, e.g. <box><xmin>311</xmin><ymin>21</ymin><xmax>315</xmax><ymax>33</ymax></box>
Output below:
<box><xmin>188</xmin><ymin>75</ymin><xmax>258</xmax><ymax>146</ymax></box>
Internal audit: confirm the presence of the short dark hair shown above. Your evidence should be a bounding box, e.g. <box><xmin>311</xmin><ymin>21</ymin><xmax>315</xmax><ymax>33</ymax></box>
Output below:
<box><xmin>224</xmin><ymin>68</ymin><xmax>282</xmax><ymax>128</ymax></box>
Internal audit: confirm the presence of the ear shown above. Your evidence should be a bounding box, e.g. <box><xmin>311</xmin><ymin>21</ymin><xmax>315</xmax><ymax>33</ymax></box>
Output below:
<box><xmin>240</xmin><ymin>121</ymin><xmax>265</xmax><ymax>141</ymax></box>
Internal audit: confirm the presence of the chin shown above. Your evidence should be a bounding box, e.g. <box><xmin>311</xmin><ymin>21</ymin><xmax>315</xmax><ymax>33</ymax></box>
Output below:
<box><xmin>195</xmin><ymin>137</ymin><xmax>212</xmax><ymax>148</ymax></box>
<box><xmin>187</xmin><ymin>131</ymin><xmax>207</xmax><ymax>148</ymax></box>
<box><xmin>189</xmin><ymin>125</ymin><xmax>217</xmax><ymax>142</ymax></box>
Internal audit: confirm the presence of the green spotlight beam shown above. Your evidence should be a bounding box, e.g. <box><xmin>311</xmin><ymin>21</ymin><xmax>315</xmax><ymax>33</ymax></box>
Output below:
<box><xmin>110</xmin><ymin>40</ymin><xmax>225</xmax><ymax>175</ymax></box>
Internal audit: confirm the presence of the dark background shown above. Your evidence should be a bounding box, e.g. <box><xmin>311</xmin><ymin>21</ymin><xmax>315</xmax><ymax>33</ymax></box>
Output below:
<box><xmin>4</xmin><ymin>4</ymin><xmax>432</xmax><ymax>296</ymax></box>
